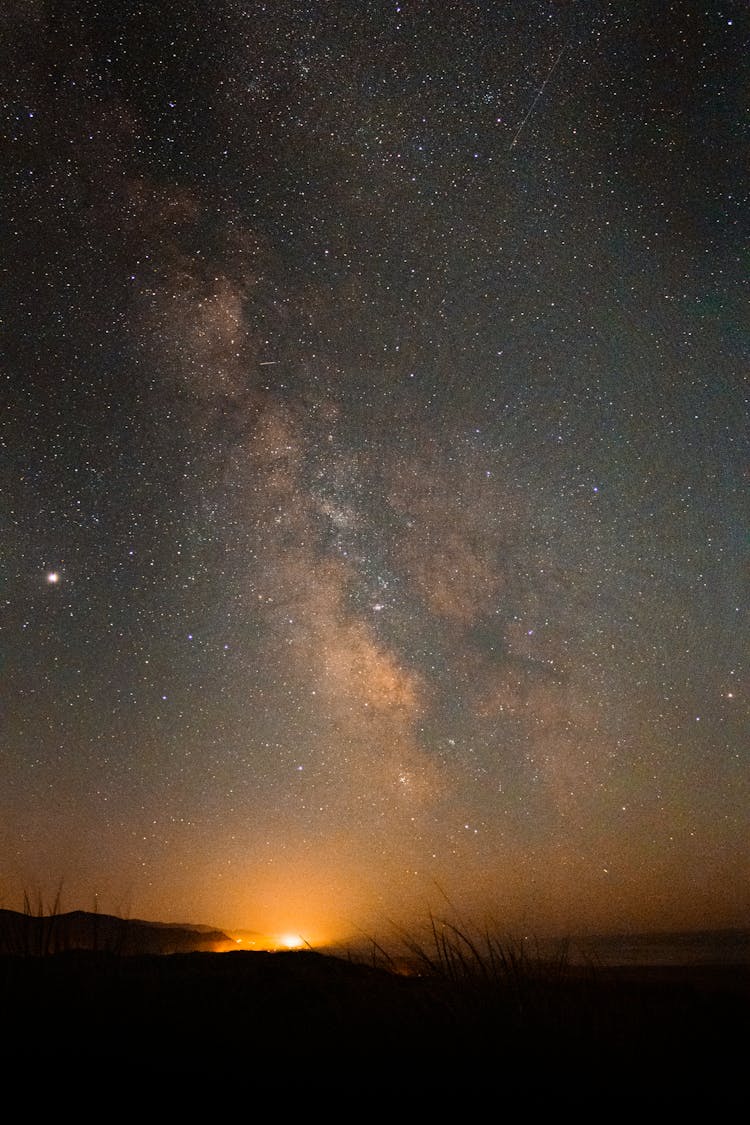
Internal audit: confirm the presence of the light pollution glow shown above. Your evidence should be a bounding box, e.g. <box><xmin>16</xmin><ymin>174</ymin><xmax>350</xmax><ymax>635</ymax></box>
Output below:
<box><xmin>2</xmin><ymin>3</ymin><xmax>746</xmax><ymax>947</ymax></box>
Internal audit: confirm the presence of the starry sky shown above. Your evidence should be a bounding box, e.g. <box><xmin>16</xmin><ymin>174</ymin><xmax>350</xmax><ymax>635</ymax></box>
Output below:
<box><xmin>2</xmin><ymin>1</ymin><xmax>747</xmax><ymax>946</ymax></box>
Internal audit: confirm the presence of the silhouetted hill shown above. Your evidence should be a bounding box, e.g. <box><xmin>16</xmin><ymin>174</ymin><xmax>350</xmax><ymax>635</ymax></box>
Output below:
<box><xmin>1</xmin><ymin>944</ymin><xmax>748</xmax><ymax>1104</ymax></box>
<box><xmin>0</xmin><ymin>907</ymin><xmax>234</xmax><ymax>955</ymax></box>
<box><xmin>0</xmin><ymin>908</ymin><xmax>748</xmax><ymax>1106</ymax></box>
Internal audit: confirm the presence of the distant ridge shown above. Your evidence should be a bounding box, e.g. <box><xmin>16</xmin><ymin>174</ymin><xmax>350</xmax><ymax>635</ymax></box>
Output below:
<box><xmin>0</xmin><ymin>908</ymin><xmax>236</xmax><ymax>955</ymax></box>
<box><xmin>571</xmin><ymin>926</ymin><xmax>750</xmax><ymax>966</ymax></box>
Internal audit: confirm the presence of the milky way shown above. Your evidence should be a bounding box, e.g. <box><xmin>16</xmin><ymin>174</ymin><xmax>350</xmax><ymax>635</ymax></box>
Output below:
<box><xmin>2</xmin><ymin>2</ymin><xmax>747</xmax><ymax>944</ymax></box>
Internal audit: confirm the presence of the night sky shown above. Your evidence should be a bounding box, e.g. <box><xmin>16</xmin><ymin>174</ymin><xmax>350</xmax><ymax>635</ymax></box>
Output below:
<box><xmin>2</xmin><ymin>1</ymin><xmax>747</xmax><ymax>946</ymax></box>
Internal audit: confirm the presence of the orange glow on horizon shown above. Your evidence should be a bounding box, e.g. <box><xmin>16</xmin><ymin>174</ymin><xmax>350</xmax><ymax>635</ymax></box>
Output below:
<box><xmin>279</xmin><ymin>933</ymin><xmax>305</xmax><ymax>949</ymax></box>
<box><xmin>222</xmin><ymin>929</ymin><xmax>323</xmax><ymax>952</ymax></box>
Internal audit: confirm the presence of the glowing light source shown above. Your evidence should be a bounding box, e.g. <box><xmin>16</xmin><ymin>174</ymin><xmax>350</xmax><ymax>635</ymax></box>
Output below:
<box><xmin>46</xmin><ymin>572</ymin><xmax>60</xmax><ymax>584</ymax></box>
<box><xmin>279</xmin><ymin>933</ymin><xmax>304</xmax><ymax>949</ymax></box>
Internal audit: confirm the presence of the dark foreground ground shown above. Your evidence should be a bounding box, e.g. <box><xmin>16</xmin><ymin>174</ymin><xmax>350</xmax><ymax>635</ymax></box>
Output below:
<box><xmin>1</xmin><ymin>949</ymin><xmax>747</xmax><ymax>1105</ymax></box>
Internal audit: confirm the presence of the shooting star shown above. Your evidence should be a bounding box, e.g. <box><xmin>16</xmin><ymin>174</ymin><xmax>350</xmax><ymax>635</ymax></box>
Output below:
<box><xmin>510</xmin><ymin>40</ymin><xmax>570</xmax><ymax>150</ymax></box>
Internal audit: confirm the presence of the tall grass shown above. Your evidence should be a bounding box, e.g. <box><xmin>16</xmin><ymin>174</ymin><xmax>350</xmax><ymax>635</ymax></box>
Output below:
<box><xmin>350</xmin><ymin>907</ymin><xmax>607</xmax><ymax>1055</ymax></box>
<box><xmin>18</xmin><ymin>884</ymin><xmax>64</xmax><ymax>957</ymax></box>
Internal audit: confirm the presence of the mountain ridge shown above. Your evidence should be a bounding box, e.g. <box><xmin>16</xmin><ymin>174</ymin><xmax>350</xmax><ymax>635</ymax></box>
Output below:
<box><xmin>0</xmin><ymin>907</ymin><xmax>236</xmax><ymax>955</ymax></box>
